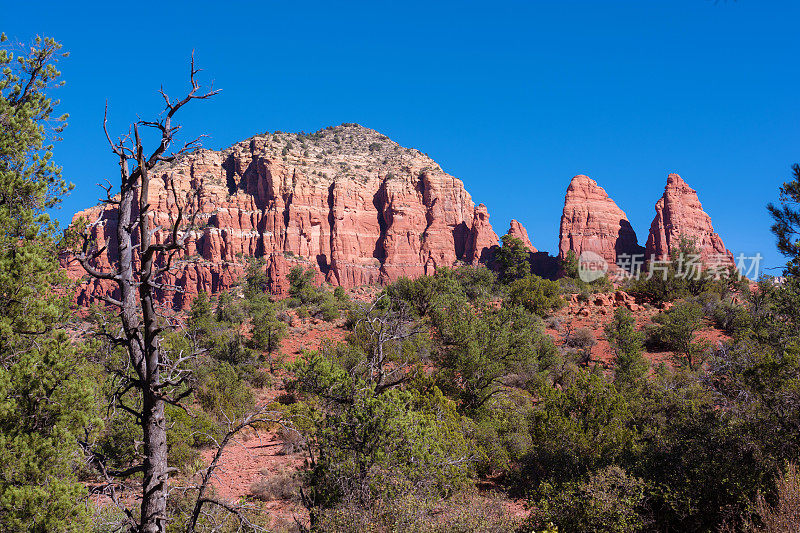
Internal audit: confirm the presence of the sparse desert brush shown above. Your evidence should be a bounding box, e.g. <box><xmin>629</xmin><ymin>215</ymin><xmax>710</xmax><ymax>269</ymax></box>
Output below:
<box><xmin>545</xmin><ymin>316</ymin><xmax>563</xmax><ymax>330</ymax></box>
<box><xmin>567</xmin><ymin>327</ymin><xmax>596</xmax><ymax>350</ymax></box>
<box><xmin>754</xmin><ymin>462</ymin><xmax>800</xmax><ymax>533</ymax></box>
<box><xmin>315</xmin><ymin>490</ymin><xmax>522</xmax><ymax>533</ymax></box>
<box><xmin>249</xmin><ymin>466</ymin><xmax>301</xmax><ymax>502</ymax></box>
<box><xmin>276</xmin><ymin>426</ymin><xmax>305</xmax><ymax>455</ymax></box>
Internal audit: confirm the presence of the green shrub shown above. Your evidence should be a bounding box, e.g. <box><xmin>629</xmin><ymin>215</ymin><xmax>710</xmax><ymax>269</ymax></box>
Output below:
<box><xmin>605</xmin><ymin>307</ymin><xmax>648</xmax><ymax>383</ymax></box>
<box><xmin>288</xmin><ymin>266</ymin><xmax>318</xmax><ymax>304</ymax></box>
<box><xmin>647</xmin><ymin>299</ymin><xmax>707</xmax><ymax>369</ymax></box>
<box><xmin>558</xmin><ymin>249</ymin><xmax>614</xmax><ymax>294</ymax></box>
<box><xmin>317</xmin><ymin>297</ymin><xmax>341</xmax><ymax>322</ymax></box>
<box><xmin>165</xmin><ymin>405</ymin><xmax>215</xmax><ymax>474</ymax></box>
<box><xmin>435</xmin><ymin>302</ymin><xmax>552</xmax><ymax>412</ymax></box>
<box><xmin>527</xmin><ymin>466</ymin><xmax>646</xmax><ymax>533</ymax></box>
<box><xmin>451</xmin><ymin>264</ymin><xmax>498</xmax><ymax>300</ymax></box>
<box><xmin>333</xmin><ymin>286</ymin><xmax>348</xmax><ymax>301</ymax></box>
<box><xmin>626</xmin><ymin>236</ymin><xmax>744</xmax><ymax>304</ymax></box>
<box><xmin>495</xmin><ymin>234</ymin><xmax>531</xmax><ymax>282</ymax></box>
<box><xmin>710</xmin><ymin>297</ymin><xmax>751</xmax><ymax>338</ymax></box>
<box><xmin>196</xmin><ymin>362</ymin><xmax>255</xmax><ymax>420</ymax></box>
<box><xmin>506</xmin><ymin>275</ymin><xmax>564</xmax><ymax>317</ymax></box>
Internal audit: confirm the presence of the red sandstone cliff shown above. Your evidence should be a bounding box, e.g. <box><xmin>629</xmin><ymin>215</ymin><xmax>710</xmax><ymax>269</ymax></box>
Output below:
<box><xmin>65</xmin><ymin>124</ymin><xmax>499</xmax><ymax>308</ymax></box>
<box><xmin>558</xmin><ymin>174</ymin><xmax>644</xmax><ymax>270</ymax></box>
<box><xmin>645</xmin><ymin>173</ymin><xmax>734</xmax><ymax>265</ymax></box>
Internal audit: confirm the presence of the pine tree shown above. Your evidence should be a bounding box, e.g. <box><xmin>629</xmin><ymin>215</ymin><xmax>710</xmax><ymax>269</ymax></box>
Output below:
<box><xmin>495</xmin><ymin>234</ymin><xmax>530</xmax><ymax>282</ymax></box>
<box><xmin>605</xmin><ymin>307</ymin><xmax>648</xmax><ymax>383</ymax></box>
<box><xmin>0</xmin><ymin>34</ymin><xmax>96</xmax><ymax>531</ymax></box>
<box><xmin>768</xmin><ymin>164</ymin><xmax>800</xmax><ymax>277</ymax></box>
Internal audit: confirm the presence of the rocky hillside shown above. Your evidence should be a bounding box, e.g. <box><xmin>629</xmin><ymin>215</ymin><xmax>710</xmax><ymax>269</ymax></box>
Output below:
<box><xmin>65</xmin><ymin>124</ymin><xmax>500</xmax><ymax>308</ymax></box>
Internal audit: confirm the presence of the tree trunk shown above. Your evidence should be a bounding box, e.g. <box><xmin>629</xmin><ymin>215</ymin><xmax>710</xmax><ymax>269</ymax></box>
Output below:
<box><xmin>141</xmin><ymin>392</ymin><xmax>168</xmax><ymax>533</ymax></box>
<box><xmin>137</xmin><ymin>153</ymin><xmax>170</xmax><ymax>533</ymax></box>
<box><xmin>115</xmin><ymin>164</ymin><xmax>169</xmax><ymax>533</ymax></box>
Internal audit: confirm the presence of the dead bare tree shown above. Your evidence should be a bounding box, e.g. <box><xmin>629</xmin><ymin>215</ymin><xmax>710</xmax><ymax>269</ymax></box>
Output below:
<box><xmin>75</xmin><ymin>53</ymin><xmax>222</xmax><ymax>533</ymax></box>
<box><xmin>351</xmin><ymin>295</ymin><xmax>425</xmax><ymax>393</ymax></box>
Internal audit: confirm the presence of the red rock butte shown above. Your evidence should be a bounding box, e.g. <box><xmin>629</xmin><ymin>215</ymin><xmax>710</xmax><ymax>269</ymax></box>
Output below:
<box><xmin>63</xmin><ymin>124</ymin><xmax>500</xmax><ymax>309</ymax></box>
<box><xmin>645</xmin><ymin>173</ymin><xmax>735</xmax><ymax>265</ymax></box>
<box><xmin>558</xmin><ymin>174</ymin><xmax>644</xmax><ymax>270</ymax></box>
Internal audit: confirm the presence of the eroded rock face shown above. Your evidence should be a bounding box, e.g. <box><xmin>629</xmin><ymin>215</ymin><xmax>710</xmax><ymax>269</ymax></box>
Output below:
<box><xmin>64</xmin><ymin>124</ymin><xmax>497</xmax><ymax>308</ymax></box>
<box><xmin>466</xmin><ymin>204</ymin><xmax>499</xmax><ymax>264</ymax></box>
<box><xmin>645</xmin><ymin>173</ymin><xmax>734</xmax><ymax>265</ymax></box>
<box><xmin>558</xmin><ymin>174</ymin><xmax>644</xmax><ymax>269</ymax></box>
<box><xmin>507</xmin><ymin>219</ymin><xmax>537</xmax><ymax>253</ymax></box>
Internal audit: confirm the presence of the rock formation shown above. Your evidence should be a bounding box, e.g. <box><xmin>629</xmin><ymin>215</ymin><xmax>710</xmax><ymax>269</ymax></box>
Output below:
<box><xmin>558</xmin><ymin>174</ymin><xmax>644</xmax><ymax>270</ymax></box>
<box><xmin>64</xmin><ymin>124</ymin><xmax>499</xmax><ymax>308</ymax></box>
<box><xmin>507</xmin><ymin>219</ymin><xmax>537</xmax><ymax>252</ymax></box>
<box><xmin>645</xmin><ymin>173</ymin><xmax>734</xmax><ymax>265</ymax></box>
<box><xmin>466</xmin><ymin>204</ymin><xmax>499</xmax><ymax>264</ymax></box>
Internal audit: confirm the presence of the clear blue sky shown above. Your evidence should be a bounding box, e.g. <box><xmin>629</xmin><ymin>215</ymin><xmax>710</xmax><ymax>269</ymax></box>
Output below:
<box><xmin>7</xmin><ymin>0</ymin><xmax>799</xmax><ymax>273</ymax></box>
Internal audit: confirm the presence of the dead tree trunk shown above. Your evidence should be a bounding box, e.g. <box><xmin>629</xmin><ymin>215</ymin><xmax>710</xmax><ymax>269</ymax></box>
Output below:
<box><xmin>77</xmin><ymin>54</ymin><xmax>218</xmax><ymax>533</ymax></box>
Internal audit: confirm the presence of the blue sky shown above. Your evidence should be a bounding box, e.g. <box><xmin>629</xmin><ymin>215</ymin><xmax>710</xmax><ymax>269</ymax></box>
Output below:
<box><xmin>6</xmin><ymin>0</ymin><xmax>799</xmax><ymax>272</ymax></box>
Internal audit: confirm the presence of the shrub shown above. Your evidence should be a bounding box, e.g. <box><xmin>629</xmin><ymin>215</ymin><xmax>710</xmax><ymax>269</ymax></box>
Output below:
<box><xmin>314</xmin><ymin>490</ymin><xmax>522</xmax><ymax>533</ymax></box>
<box><xmin>710</xmin><ymin>298</ymin><xmax>750</xmax><ymax>337</ymax></box>
<box><xmin>627</xmin><ymin>235</ymin><xmax>743</xmax><ymax>304</ymax></box>
<box><xmin>567</xmin><ymin>327</ymin><xmax>596</xmax><ymax>350</ymax></box>
<box><xmin>436</xmin><ymin>302</ymin><xmax>553</xmax><ymax>411</ymax></box>
<box><xmin>247</xmin><ymin>369</ymin><xmax>273</xmax><ymax>388</ymax></box>
<box><xmin>495</xmin><ymin>234</ymin><xmax>531</xmax><ymax>282</ymax></box>
<box><xmin>647</xmin><ymin>299</ymin><xmax>707</xmax><ymax>370</ymax></box>
<box><xmin>605</xmin><ymin>307</ymin><xmax>648</xmax><ymax>383</ymax></box>
<box><xmin>755</xmin><ymin>462</ymin><xmax>800</xmax><ymax>532</ymax></box>
<box><xmin>317</xmin><ymin>296</ymin><xmax>341</xmax><ymax>322</ymax></box>
<box><xmin>165</xmin><ymin>405</ymin><xmax>215</xmax><ymax>474</ymax></box>
<box><xmin>452</xmin><ymin>264</ymin><xmax>498</xmax><ymax>300</ymax></box>
<box><xmin>506</xmin><ymin>275</ymin><xmax>564</xmax><ymax>317</ymax></box>
<box><xmin>276</xmin><ymin>426</ymin><xmax>304</xmax><ymax>455</ymax></box>
<box><xmin>288</xmin><ymin>266</ymin><xmax>318</xmax><ymax>303</ymax></box>
<box><xmin>215</xmin><ymin>291</ymin><xmax>245</xmax><ymax>323</ymax></box>
<box><xmin>527</xmin><ymin>465</ymin><xmax>646</xmax><ymax>533</ymax></box>
<box><xmin>545</xmin><ymin>316</ymin><xmax>563</xmax><ymax>330</ymax></box>
<box><xmin>385</xmin><ymin>271</ymin><xmax>466</xmax><ymax>318</ymax></box>
<box><xmin>558</xmin><ymin>250</ymin><xmax>614</xmax><ymax>293</ymax></box>
<box><xmin>333</xmin><ymin>286</ymin><xmax>348</xmax><ymax>301</ymax></box>
<box><xmin>560</xmin><ymin>249</ymin><xmax>580</xmax><ymax>278</ymax></box>
<box><xmin>244</xmin><ymin>257</ymin><xmax>268</xmax><ymax>297</ymax></box>
<box><xmin>250</xmin><ymin>467</ymin><xmax>301</xmax><ymax>502</ymax></box>
<box><xmin>196</xmin><ymin>362</ymin><xmax>255</xmax><ymax>419</ymax></box>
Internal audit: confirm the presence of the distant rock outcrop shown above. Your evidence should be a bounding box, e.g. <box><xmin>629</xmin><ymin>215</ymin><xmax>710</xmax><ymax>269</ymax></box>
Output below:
<box><xmin>64</xmin><ymin>124</ymin><xmax>742</xmax><ymax>309</ymax></box>
<box><xmin>558</xmin><ymin>174</ymin><xmax>644</xmax><ymax>270</ymax></box>
<box><xmin>466</xmin><ymin>203</ymin><xmax>499</xmax><ymax>264</ymax></box>
<box><xmin>64</xmin><ymin>124</ymin><xmax>498</xmax><ymax>309</ymax></box>
<box><xmin>645</xmin><ymin>173</ymin><xmax>734</xmax><ymax>265</ymax></box>
<box><xmin>507</xmin><ymin>219</ymin><xmax>537</xmax><ymax>253</ymax></box>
